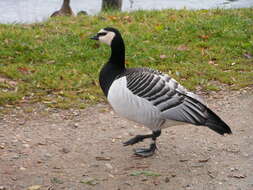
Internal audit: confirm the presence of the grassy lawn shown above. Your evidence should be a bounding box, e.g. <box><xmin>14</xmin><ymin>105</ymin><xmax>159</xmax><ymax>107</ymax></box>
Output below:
<box><xmin>0</xmin><ymin>8</ymin><xmax>252</xmax><ymax>108</ymax></box>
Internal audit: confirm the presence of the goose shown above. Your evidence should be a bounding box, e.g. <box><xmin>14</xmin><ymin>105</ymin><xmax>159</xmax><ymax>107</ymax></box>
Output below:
<box><xmin>90</xmin><ymin>27</ymin><xmax>232</xmax><ymax>157</ymax></box>
<box><xmin>51</xmin><ymin>0</ymin><xmax>74</xmax><ymax>17</ymax></box>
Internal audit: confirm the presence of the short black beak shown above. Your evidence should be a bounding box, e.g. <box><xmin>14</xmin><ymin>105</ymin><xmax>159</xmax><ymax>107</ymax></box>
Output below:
<box><xmin>90</xmin><ymin>35</ymin><xmax>99</xmax><ymax>40</ymax></box>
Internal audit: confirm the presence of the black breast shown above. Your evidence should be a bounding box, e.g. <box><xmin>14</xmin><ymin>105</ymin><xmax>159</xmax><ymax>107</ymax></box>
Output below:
<box><xmin>99</xmin><ymin>62</ymin><xmax>124</xmax><ymax>97</ymax></box>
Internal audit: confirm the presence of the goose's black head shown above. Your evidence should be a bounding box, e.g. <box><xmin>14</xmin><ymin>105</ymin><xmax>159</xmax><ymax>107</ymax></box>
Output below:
<box><xmin>91</xmin><ymin>27</ymin><xmax>125</xmax><ymax>65</ymax></box>
<box><xmin>90</xmin><ymin>27</ymin><xmax>123</xmax><ymax>47</ymax></box>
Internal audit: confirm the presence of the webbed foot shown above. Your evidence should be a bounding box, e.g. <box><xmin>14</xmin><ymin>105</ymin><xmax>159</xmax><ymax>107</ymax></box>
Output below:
<box><xmin>134</xmin><ymin>143</ymin><xmax>157</xmax><ymax>157</ymax></box>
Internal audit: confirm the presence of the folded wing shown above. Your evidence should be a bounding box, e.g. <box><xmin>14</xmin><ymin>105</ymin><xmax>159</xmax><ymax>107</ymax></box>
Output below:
<box><xmin>125</xmin><ymin>68</ymin><xmax>232</xmax><ymax>135</ymax></box>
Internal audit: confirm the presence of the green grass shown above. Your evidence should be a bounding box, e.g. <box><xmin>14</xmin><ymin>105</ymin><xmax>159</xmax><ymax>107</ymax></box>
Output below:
<box><xmin>130</xmin><ymin>170</ymin><xmax>161</xmax><ymax>177</ymax></box>
<box><xmin>0</xmin><ymin>8</ymin><xmax>252</xmax><ymax>108</ymax></box>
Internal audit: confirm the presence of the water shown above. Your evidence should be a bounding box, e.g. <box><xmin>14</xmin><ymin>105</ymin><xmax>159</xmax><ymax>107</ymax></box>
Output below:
<box><xmin>0</xmin><ymin>0</ymin><xmax>252</xmax><ymax>24</ymax></box>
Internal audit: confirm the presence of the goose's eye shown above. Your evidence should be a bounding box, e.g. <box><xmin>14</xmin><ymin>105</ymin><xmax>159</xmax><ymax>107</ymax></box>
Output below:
<box><xmin>98</xmin><ymin>32</ymin><xmax>107</xmax><ymax>36</ymax></box>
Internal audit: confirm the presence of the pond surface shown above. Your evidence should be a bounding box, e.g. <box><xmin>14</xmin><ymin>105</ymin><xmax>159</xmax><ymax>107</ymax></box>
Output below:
<box><xmin>0</xmin><ymin>0</ymin><xmax>252</xmax><ymax>24</ymax></box>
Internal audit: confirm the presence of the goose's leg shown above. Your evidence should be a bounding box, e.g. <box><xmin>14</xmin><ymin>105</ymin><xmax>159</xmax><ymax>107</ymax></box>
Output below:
<box><xmin>134</xmin><ymin>130</ymin><xmax>161</xmax><ymax>157</ymax></box>
<box><xmin>123</xmin><ymin>134</ymin><xmax>153</xmax><ymax>146</ymax></box>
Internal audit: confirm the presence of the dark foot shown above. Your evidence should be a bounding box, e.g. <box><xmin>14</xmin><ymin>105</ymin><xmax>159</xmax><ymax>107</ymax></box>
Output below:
<box><xmin>134</xmin><ymin>143</ymin><xmax>157</xmax><ymax>157</ymax></box>
<box><xmin>123</xmin><ymin>130</ymin><xmax>161</xmax><ymax>146</ymax></box>
<box><xmin>123</xmin><ymin>134</ymin><xmax>152</xmax><ymax>146</ymax></box>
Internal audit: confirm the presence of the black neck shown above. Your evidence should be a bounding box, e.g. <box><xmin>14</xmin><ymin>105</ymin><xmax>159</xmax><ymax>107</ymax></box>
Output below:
<box><xmin>99</xmin><ymin>34</ymin><xmax>126</xmax><ymax>96</ymax></box>
<box><xmin>109</xmin><ymin>36</ymin><xmax>125</xmax><ymax>69</ymax></box>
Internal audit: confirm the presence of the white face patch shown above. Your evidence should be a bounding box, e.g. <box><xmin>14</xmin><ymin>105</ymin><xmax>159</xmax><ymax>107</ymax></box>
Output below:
<box><xmin>97</xmin><ymin>29</ymin><xmax>115</xmax><ymax>46</ymax></box>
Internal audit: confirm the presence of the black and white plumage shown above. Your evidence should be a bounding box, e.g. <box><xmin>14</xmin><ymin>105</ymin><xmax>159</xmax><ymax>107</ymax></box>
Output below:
<box><xmin>91</xmin><ymin>27</ymin><xmax>232</xmax><ymax>157</ymax></box>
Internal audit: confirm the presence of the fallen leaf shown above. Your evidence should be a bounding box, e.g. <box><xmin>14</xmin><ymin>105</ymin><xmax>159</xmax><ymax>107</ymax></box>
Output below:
<box><xmin>199</xmin><ymin>35</ymin><xmax>209</xmax><ymax>40</ymax></box>
<box><xmin>160</xmin><ymin>54</ymin><xmax>167</xmax><ymax>59</ymax></box>
<box><xmin>201</xmin><ymin>48</ymin><xmax>205</xmax><ymax>56</ymax></box>
<box><xmin>198</xmin><ymin>158</ymin><xmax>210</xmax><ymax>163</ymax></box>
<box><xmin>20</xmin><ymin>166</ymin><xmax>26</xmax><ymax>171</ymax></box>
<box><xmin>153</xmin><ymin>179</ymin><xmax>160</xmax><ymax>185</ymax></box>
<box><xmin>27</xmin><ymin>185</ymin><xmax>41</xmax><ymax>190</ymax></box>
<box><xmin>18</xmin><ymin>67</ymin><xmax>34</xmax><ymax>74</ymax></box>
<box><xmin>18</xmin><ymin>67</ymin><xmax>29</xmax><ymax>74</ymax></box>
<box><xmin>95</xmin><ymin>156</ymin><xmax>112</xmax><ymax>161</ymax></box>
<box><xmin>0</xmin><ymin>77</ymin><xmax>17</xmax><ymax>86</ymax></box>
<box><xmin>228</xmin><ymin>174</ymin><xmax>247</xmax><ymax>179</ymax></box>
<box><xmin>177</xmin><ymin>44</ymin><xmax>188</xmax><ymax>51</ymax></box>
<box><xmin>53</xmin><ymin>166</ymin><xmax>61</xmax><ymax>169</ymax></box>
<box><xmin>123</xmin><ymin>15</ymin><xmax>132</xmax><ymax>22</ymax></box>
<box><xmin>37</xmin><ymin>142</ymin><xmax>46</xmax><ymax>146</ymax></box>
<box><xmin>169</xmin><ymin>15</ymin><xmax>177</xmax><ymax>21</ymax></box>
<box><xmin>107</xmin><ymin>16</ymin><xmax>117</xmax><ymax>21</ymax></box>
<box><xmin>124</xmin><ymin>164</ymin><xmax>149</xmax><ymax>170</ymax></box>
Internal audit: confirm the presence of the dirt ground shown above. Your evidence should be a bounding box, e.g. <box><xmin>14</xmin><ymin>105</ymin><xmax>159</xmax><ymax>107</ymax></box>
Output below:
<box><xmin>0</xmin><ymin>89</ymin><xmax>252</xmax><ymax>190</ymax></box>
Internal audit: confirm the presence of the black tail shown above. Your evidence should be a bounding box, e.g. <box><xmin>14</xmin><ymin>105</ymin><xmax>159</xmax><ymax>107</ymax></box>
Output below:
<box><xmin>205</xmin><ymin>107</ymin><xmax>232</xmax><ymax>135</ymax></box>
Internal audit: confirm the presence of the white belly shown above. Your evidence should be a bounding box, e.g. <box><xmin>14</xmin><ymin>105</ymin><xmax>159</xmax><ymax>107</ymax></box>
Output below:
<box><xmin>107</xmin><ymin>77</ymin><xmax>164</xmax><ymax>130</ymax></box>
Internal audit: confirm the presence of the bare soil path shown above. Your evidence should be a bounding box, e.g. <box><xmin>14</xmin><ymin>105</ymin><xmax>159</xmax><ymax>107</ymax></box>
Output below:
<box><xmin>0</xmin><ymin>89</ymin><xmax>252</xmax><ymax>190</ymax></box>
